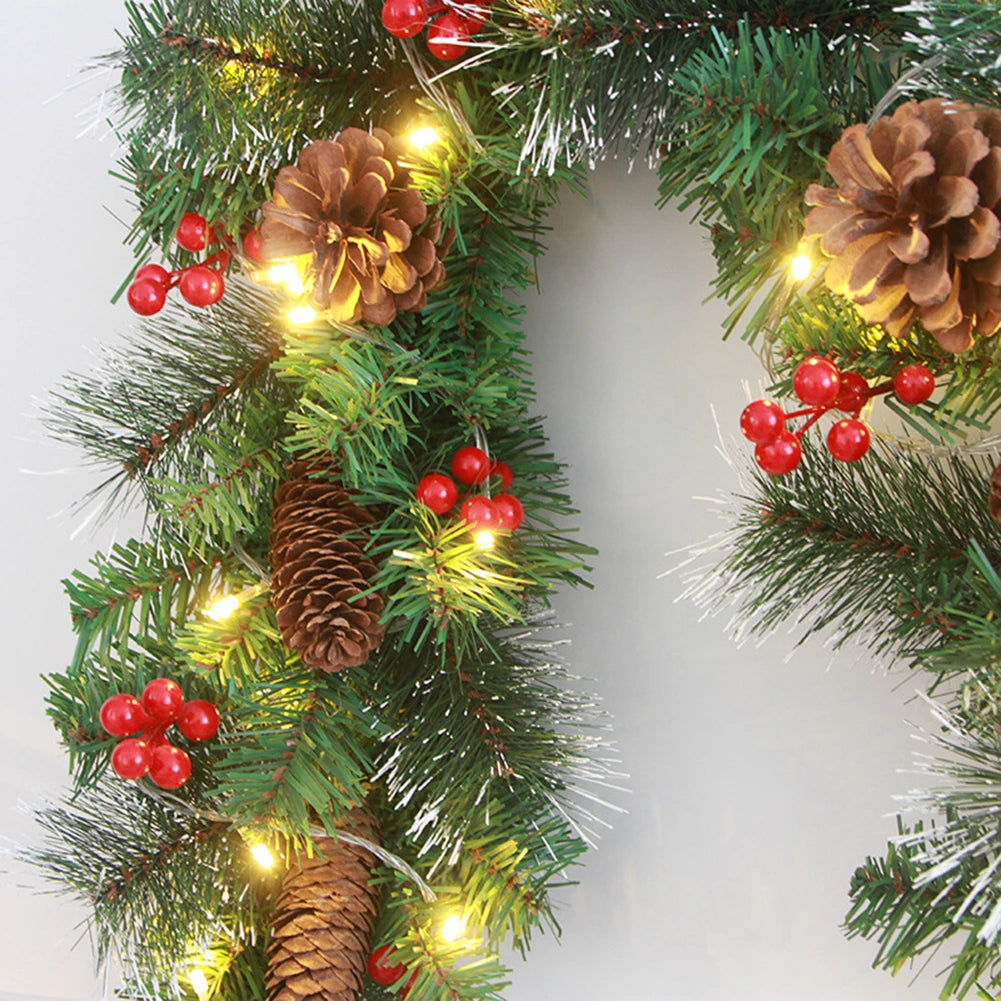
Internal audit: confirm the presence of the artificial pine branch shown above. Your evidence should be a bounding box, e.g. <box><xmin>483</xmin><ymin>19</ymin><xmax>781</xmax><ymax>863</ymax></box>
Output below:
<box><xmin>685</xmin><ymin>439</ymin><xmax>1001</xmax><ymax>667</ymax></box>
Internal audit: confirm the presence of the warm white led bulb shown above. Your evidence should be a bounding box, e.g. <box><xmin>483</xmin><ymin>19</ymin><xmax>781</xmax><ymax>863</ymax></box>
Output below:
<box><xmin>267</xmin><ymin>262</ymin><xmax>306</xmax><ymax>295</ymax></box>
<box><xmin>251</xmin><ymin>842</ymin><xmax>275</xmax><ymax>869</ymax></box>
<box><xmin>440</xmin><ymin>914</ymin><xmax>466</xmax><ymax>942</ymax></box>
<box><xmin>206</xmin><ymin>594</ymin><xmax>240</xmax><ymax>621</ymax></box>
<box><xmin>189</xmin><ymin>967</ymin><xmax>210</xmax><ymax>1001</ymax></box>
<box><xmin>790</xmin><ymin>253</ymin><xmax>812</xmax><ymax>281</ymax></box>
<box><xmin>287</xmin><ymin>305</ymin><xmax>316</xmax><ymax>325</ymax></box>
<box><xmin>409</xmin><ymin>126</ymin><xmax>440</xmax><ymax>149</ymax></box>
<box><xmin>475</xmin><ymin>530</ymin><xmax>495</xmax><ymax>550</ymax></box>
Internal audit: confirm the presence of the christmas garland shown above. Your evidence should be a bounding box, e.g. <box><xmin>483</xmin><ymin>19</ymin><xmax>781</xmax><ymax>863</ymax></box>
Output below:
<box><xmin>28</xmin><ymin>1</ymin><xmax>1001</xmax><ymax>999</ymax></box>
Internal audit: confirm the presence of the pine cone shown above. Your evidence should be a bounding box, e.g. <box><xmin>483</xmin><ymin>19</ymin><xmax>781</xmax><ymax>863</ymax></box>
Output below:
<box><xmin>270</xmin><ymin>466</ymin><xmax>384</xmax><ymax>672</ymax></box>
<box><xmin>266</xmin><ymin>806</ymin><xmax>381</xmax><ymax>1001</ymax></box>
<box><xmin>990</xmin><ymin>460</ymin><xmax>1001</xmax><ymax>527</ymax></box>
<box><xmin>804</xmin><ymin>99</ymin><xmax>1001</xmax><ymax>353</ymax></box>
<box><xmin>260</xmin><ymin>127</ymin><xmax>451</xmax><ymax>326</ymax></box>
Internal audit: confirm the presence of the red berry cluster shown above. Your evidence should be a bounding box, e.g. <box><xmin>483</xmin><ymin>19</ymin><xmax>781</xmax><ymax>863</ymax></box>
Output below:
<box><xmin>416</xmin><ymin>446</ymin><xmax>524</xmax><ymax>534</ymax></box>
<box><xmin>381</xmin><ymin>0</ymin><xmax>490</xmax><ymax>60</ymax></box>
<box><xmin>100</xmin><ymin>678</ymin><xmax>220</xmax><ymax>790</ymax></box>
<box><xmin>368</xmin><ymin>946</ymin><xmax>415</xmax><ymax>995</ymax></box>
<box><xmin>740</xmin><ymin>359</ymin><xmax>936</xmax><ymax>476</ymax></box>
<box><xmin>126</xmin><ymin>213</ymin><xmax>260</xmax><ymax>316</ymax></box>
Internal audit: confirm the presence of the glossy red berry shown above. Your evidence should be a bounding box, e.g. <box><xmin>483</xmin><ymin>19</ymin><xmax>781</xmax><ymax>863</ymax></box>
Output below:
<box><xmin>175</xmin><ymin>212</ymin><xmax>213</xmax><ymax>252</ymax></box>
<box><xmin>427</xmin><ymin>12</ymin><xmax>470</xmax><ymax>59</ymax></box>
<box><xmin>460</xmin><ymin>495</ymin><xmax>499</xmax><ymax>531</ymax></box>
<box><xmin>793</xmin><ymin>357</ymin><xmax>841</xmax><ymax>406</ymax></box>
<box><xmin>149</xmin><ymin>744</ymin><xmax>192</xmax><ymax>789</ymax></box>
<box><xmin>460</xmin><ymin>1</ymin><xmax>490</xmax><ymax>33</ymax></box>
<box><xmin>368</xmin><ymin>946</ymin><xmax>407</xmax><ymax>986</ymax></box>
<box><xmin>111</xmin><ymin>739</ymin><xmax>152</xmax><ymax>780</ymax></box>
<box><xmin>489</xmin><ymin>460</ymin><xmax>514</xmax><ymax>490</ymax></box>
<box><xmin>754</xmin><ymin>430</ymin><xmax>802</xmax><ymax>476</ymax></box>
<box><xmin>141</xmin><ymin>678</ymin><xmax>185</xmax><ymax>723</ymax></box>
<box><xmin>739</xmin><ymin>399</ymin><xmax>784</xmax><ymax>444</ymax></box>
<box><xmin>493</xmin><ymin>493</ymin><xmax>524</xmax><ymax>530</ymax></box>
<box><xmin>176</xmin><ymin>700</ymin><xmax>220</xmax><ymax>742</ymax></box>
<box><xmin>135</xmin><ymin>263</ymin><xmax>172</xmax><ymax>287</ymax></box>
<box><xmin>179</xmin><ymin>266</ymin><xmax>225</xmax><ymax>307</ymax></box>
<box><xmin>451</xmin><ymin>446</ymin><xmax>491</xmax><ymax>486</ymax></box>
<box><xmin>127</xmin><ymin>277</ymin><xmax>167</xmax><ymax>315</ymax></box>
<box><xmin>382</xmin><ymin>0</ymin><xmax>427</xmax><ymax>36</ymax></box>
<box><xmin>834</xmin><ymin>372</ymin><xmax>869</xmax><ymax>413</ymax></box>
<box><xmin>100</xmin><ymin>694</ymin><xmax>148</xmax><ymax>738</ymax></box>
<box><xmin>242</xmin><ymin>228</ymin><xmax>267</xmax><ymax>264</ymax></box>
<box><xmin>893</xmin><ymin>364</ymin><xmax>935</xmax><ymax>405</ymax></box>
<box><xmin>826</xmin><ymin>419</ymin><xmax>871</xmax><ymax>462</ymax></box>
<box><xmin>416</xmin><ymin>473</ymin><xmax>458</xmax><ymax>514</ymax></box>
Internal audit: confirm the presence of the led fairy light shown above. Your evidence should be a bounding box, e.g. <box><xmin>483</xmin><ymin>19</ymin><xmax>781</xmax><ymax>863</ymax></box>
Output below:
<box><xmin>286</xmin><ymin>304</ymin><xmax>316</xmax><ymax>325</ymax></box>
<box><xmin>250</xmin><ymin>842</ymin><xmax>276</xmax><ymax>869</ymax></box>
<box><xmin>439</xmin><ymin>912</ymin><xmax>467</xmax><ymax>943</ymax></box>
<box><xmin>409</xmin><ymin>125</ymin><xmax>440</xmax><ymax>149</ymax></box>
<box><xmin>205</xmin><ymin>580</ymin><xmax>270</xmax><ymax>621</ymax></box>
<box><xmin>188</xmin><ymin>966</ymin><xmax>211</xmax><ymax>1001</ymax></box>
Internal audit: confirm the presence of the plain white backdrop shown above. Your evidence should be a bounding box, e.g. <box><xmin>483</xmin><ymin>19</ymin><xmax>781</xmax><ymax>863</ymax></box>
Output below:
<box><xmin>1</xmin><ymin>3</ymin><xmax>943</xmax><ymax>1000</ymax></box>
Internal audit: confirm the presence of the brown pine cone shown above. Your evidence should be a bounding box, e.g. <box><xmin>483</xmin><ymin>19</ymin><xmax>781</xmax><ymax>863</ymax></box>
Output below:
<box><xmin>270</xmin><ymin>467</ymin><xmax>384</xmax><ymax>672</ymax></box>
<box><xmin>804</xmin><ymin>98</ymin><xmax>1001</xmax><ymax>353</ymax></box>
<box><xmin>266</xmin><ymin>806</ymin><xmax>381</xmax><ymax>1001</ymax></box>
<box><xmin>260</xmin><ymin>127</ymin><xmax>452</xmax><ymax>326</ymax></box>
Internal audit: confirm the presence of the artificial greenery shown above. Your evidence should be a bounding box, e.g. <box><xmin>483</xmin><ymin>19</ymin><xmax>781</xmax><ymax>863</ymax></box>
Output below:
<box><xmin>26</xmin><ymin>0</ymin><xmax>1001</xmax><ymax>998</ymax></box>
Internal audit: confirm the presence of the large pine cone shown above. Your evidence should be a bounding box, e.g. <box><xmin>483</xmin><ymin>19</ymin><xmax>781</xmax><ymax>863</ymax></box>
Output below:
<box><xmin>804</xmin><ymin>99</ymin><xmax>1001</xmax><ymax>352</ymax></box>
<box><xmin>270</xmin><ymin>467</ymin><xmax>384</xmax><ymax>672</ymax></box>
<box><xmin>266</xmin><ymin>806</ymin><xmax>381</xmax><ymax>1001</ymax></box>
<box><xmin>260</xmin><ymin>127</ymin><xmax>451</xmax><ymax>326</ymax></box>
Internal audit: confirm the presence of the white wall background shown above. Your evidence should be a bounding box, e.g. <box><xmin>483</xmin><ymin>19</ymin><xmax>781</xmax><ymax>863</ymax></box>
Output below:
<box><xmin>0</xmin><ymin>3</ymin><xmax>943</xmax><ymax>1000</ymax></box>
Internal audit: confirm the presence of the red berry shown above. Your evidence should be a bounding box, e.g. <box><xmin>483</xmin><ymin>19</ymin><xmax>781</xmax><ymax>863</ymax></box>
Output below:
<box><xmin>382</xmin><ymin>0</ymin><xmax>427</xmax><ymax>37</ymax></box>
<box><xmin>100</xmin><ymin>694</ymin><xmax>148</xmax><ymax>738</ymax></box>
<box><xmin>149</xmin><ymin>744</ymin><xmax>192</xmax><ymax>789</ymax></box>
<box><xmin>489</xmin><ymin>460</ymin><xmax>513</xmax><ymax>490</ymax></box>
<box><xmin>416</xmin><ymin>473</ymin><xmax>458</xmax><ymax>514</ymax></box>
<box><xmin>142</xmin><ymin>678</ymin><xmax>185</xmax><ymax>723</ymax></box>
<box><xmin>175</xmin><ymin>212</ymin><xmax>213</xmax><ymax>252</ymax></box>
<box><xmin>739</xmin><ymin>399</ymin><xmax>784</xmax><ymax>444</ymax></box>
<box><xmin>179</xmin><ymin>266</ymin><xmax>225</xmax><ymax>307</ymax></box>
<box><xmin>111</xmin><ymin>739</ymin><xmax>152</xmax><ymax>780</ymax></box>
<box><xmin>460</xmin><ymin>2</ymin><xmax>490</xmax><ymax>33</ymax></box>
<box><xmin>793</xmin><ymin>357</ymin><xmax>841</xmax><ymax>406</ymax></box>
<box><xmin>834</xmin><ymin>372</ymin><xmax>869</xmax><ymax>413</ymax></box>
<box><xmin>893</xmin><ymin>364</ymin><xmax>935</xmax><ymax>405</ymax></box>
<box><xmin>493</xmin><ymin>493</ymin><xmax>524</xmax><ymax>530</ymax></box>
<box><xmin>826</xmin><ymin>419</ymin><xmax>871</xmax><ymax>462</ymax></box>
<box><xmin>451</xmin><ymin>446</ymin><xmax>490</xmax><ymax>486</ymax></box>
<box><xmin>176</xmin><ymin>700</ymin><xmax>220</xmax><ymax>742</ymax></box>
<box><xmin>135</xmin><ymin>263</ymin><xmax>172</xmax><ymax>287</ymax></box>
<box><xmin>460</xmin><ymin>495</ymin><xmax>499</xmax><ymax>531</ymax></box>
<box><xmin>427</xmin><ymin>12</ymin><xmax>470</xmax><ymax>59</ymax></box>
<box><xmin>754</xmin><ymin>431</ymin><xmax>802</xmax><ymax>476</ymax></box>
<box><xmin>127</xmin><ymin>277</ymin><xmax>167</xmax><ymax>315</ymax></box>
<box><xmin>368</xmin><ymin>946</ymin><xmax>407</xmax><ymax>986</ymax></box>
<box><xmin>242</xmin><ymin>228</ymin><xmax>267</xmax><ymax>264</ymax></box>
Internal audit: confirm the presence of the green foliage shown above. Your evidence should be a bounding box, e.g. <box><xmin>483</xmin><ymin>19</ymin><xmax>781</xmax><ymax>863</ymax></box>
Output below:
<box><xmin>211</xmin><ymin>664</ymin><xmax>384</xmax><ymax>837</ymax></box>
<box><xmin>44</xmin><ymin>280</ymin><xmax>290</xmax><ymax>512</ymax></box>
<box><xmin>111</xmin><ymin>0</ymin><xmax>421</xmax><ymax>272</ymax></box>
<box><xmin>687</xmin><ymin>440</ymin><xmax>1001</xmax><ymax>667</ymax></box>
<box><xmin>22</xmin><ymin>780</ymin><xmax>266</xmax><ymax>986</ymax></box>
<box><xmin>372</xmin><ymin>623</ymin><xmax>612</xmax><ymax>867</ymax></box>
<box><xmin>846</xmin><ymin>703</ymin><xmax>1001</xmax><ymax>998</ymax></box>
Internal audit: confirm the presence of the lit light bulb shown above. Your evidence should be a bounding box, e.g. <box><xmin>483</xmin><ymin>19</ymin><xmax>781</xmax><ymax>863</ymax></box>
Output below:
<box><xmin>475</xmin><ymin>530</ymin><xmax>495</xmax><ymax>550</ymax></box>
<box><xmin>267</xmin><ymin>262</ymin><xmax>306</xmax><ymax>295</ymax></box>
<box><xmin>251</xmin><ymin>842</ymin><xmax>275</xmax><ymax>869</ymax></box>
<box><xmin>189</xmin><ymin>967</ymin><xmax>210</xmax><ymax>1001</ymax></box>
<box><xmin>409</xmin><ymin>126</ymin><xmax>440</xmax><ymax>149</ymax></box>
<box><xmin>440</xmin><ymin>914</ymin><xmax>467</xmax><ymax>943</ymax></box>
<box><xmin>206</xmin><ymin>594</ymin><xmax>240</xmax><ymax>621</ymax></box>
<box><xmin>790</xmin><ymin>253</ymin><xmax>812</xmax><ymax>282</ymax></box>
<box><xmin>287</xmin><ymin>305</ymin><xmax>316</xmax><ymax>325</ymax></box>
